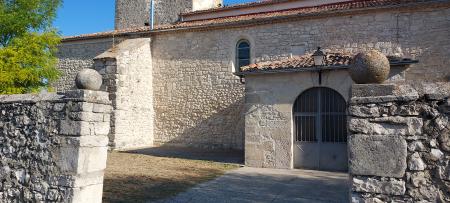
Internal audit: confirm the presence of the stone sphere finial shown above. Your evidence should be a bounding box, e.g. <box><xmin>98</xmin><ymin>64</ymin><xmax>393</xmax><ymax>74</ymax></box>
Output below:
<box><xmin>75</xmin><ymin>69</ymin><xmax>102</xmax><ymax>90</ymax></box>
<box><xmin>349</xmin><ymin>50</ymin><xmax>390</xmax><ymax>84</ymax></box>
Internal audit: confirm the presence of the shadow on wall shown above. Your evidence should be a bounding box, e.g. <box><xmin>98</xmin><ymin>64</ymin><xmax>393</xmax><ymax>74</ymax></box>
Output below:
<box><xmin>125</xmin><ymin>97</ymin><xmax>246</xmax><ymax>164</ymax></box>
<box><xmin>156</xmin><ymin>97</ymin><xmax>246</xmax><ymax>150</ymax></box>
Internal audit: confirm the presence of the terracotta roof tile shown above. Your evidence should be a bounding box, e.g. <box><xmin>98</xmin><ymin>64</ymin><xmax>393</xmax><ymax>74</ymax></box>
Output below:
<box><xmin>239</xmin><ymin>53</ymin><xmax>419</xmax><ymax>73</ymax></box>
<box><xmin>240</xmin><ymin>53</ymin><xmax>353</xmax><ymax>72</ymax></box>
<box><xmin>62</xmin><ymin>0</ymin><xmax>447</xmax><ymax>41</ymax></box>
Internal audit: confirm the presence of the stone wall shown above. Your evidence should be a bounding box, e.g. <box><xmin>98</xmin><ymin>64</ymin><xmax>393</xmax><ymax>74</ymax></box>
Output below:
<box><xmin>151</xmin><ymin>5</ymin><xmax>449</xmax><ymax>149</ymax></box>
<box><xmin>349</xmin><ymin>83</ymin><xmax>450</xmax><ymax>203</ymax></box>
<box><xmin>115</xmin><ymin>0</ymin><xmax>151</xmax><ymax>30</ymax></box>
<box><xmin>56</xmin><ymin>38</ymin><xmax>114</xmax><ymax>91</ymax></box>
<box><xmin>0</xmin><ymin>90</ymin><xmax>111</xmax><ymax>203</ymax></box>
<box><xmin>242</xmin><ymin>70</ymin><xmax>352</xmax><ymax>168</ymax></box>
<box><xmin>56</xmin><ymin>4</ymin><xmax>450</xmax><ymax>150</ymax></box>
<box><xmin>94</xmin><ymin>38</ymin><xmax>154</xmax><ymax>150</ymax></box>
<box><xmin>152</xmin><ymin>32</ymin><xmax>246</xmax><ymax>149</ymax></box>
<box><xmin>153</xmin><ymin>0</ymin><xmax>193</xmax><ymax>25</ymax></box>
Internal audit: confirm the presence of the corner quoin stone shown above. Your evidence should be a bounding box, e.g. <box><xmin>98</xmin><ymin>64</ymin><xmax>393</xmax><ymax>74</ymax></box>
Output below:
<box><xmin>349</xmin><ymin>134</ymin><xmax>407</xmax><ymax>178</ymax></box>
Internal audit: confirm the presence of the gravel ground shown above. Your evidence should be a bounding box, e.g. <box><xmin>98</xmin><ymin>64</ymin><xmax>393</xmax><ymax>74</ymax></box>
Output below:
<box><xmin>102</xmin><ymin>152</ymin><xmax>239</xmax><ymax>203</ymax></box>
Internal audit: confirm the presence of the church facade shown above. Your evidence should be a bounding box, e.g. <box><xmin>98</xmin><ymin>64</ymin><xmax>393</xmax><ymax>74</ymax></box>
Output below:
<box><xmin>56</xmin><ymin>0</ymin><xmax>450</xmax><ymax>170</ymax></box>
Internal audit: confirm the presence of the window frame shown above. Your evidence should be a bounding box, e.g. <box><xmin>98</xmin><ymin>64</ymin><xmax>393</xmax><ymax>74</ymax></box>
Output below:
<box><xmin>236</xmin><ymin>39</ymin><xmax>251</xmax><ymax>70</ymax></box>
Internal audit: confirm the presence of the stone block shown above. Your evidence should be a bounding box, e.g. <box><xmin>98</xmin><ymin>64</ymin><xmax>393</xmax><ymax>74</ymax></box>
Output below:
<box><xmin>69</xmin><ymin>112</ymin><xmax>105</xmax><ymax>122</ymax></box>
<box><xmin>94</xmin><ymin>122</ymin><xmax>110</xmax><ymax>136</ymax></box>
<box><xmin>60</xmin><ymin>90</ymin><xmax>110</xmax><ymax>105</ymax></box>
<box><xmin>350</xmin><ymin>84</ymin><xmax>419</xmax><ymax>104</ymax></box>
<box><xmin>71</xmin><ymin>183</ymin><xmax>103</xmax><ymax>203</ymax></box>
<box><xmin>349</xmin><ymin>134</ymin><xmax>407</xmax><ymax>178</ymax></box>
<box><xmin>70</xmin><ymin>102</ymin><xmax>94</xmax><ymax>112</ymax></box>
<box><xmin>408</xmin><ymin>152</ymin><xmax>425</xmax><ymax>171</ymax></box>
<box><xmin>59</xmin><ymin>120</ymin><xmax>91</xmax><ymax>136</ymax></box>
<box><xmin>349</xmin><ymin>105</ymin><xmax>380</xmax><ymax>118</ymax></box>
<box><xmin>76</xmin><ymin>146</ymin><xmax>108</xmax><ymax>173</ymax></box>
<box><xmin>352</xmin><ymin>177</ymin><xmax>406</xmax><ymax>195</ymax></box>
<box><xmin>349</xmin><ymin>117</ymin><xmax>422</xmax><ymax>136</ymax></box>
<box><xmin>92</xmin><ymin>104</ymin><xmax>113</xmax><ymax>113</ymax></box>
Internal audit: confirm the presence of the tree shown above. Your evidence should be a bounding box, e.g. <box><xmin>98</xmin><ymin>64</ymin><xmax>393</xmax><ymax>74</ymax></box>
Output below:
<box><xmin>0</xmin><ymin>0</ymin><xmax>62</xmax><ymax>94</ymax></box>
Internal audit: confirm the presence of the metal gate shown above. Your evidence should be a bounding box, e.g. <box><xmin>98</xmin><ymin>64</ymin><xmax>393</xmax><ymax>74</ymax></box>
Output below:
<box><xmin>293</xmin><ymin>87</ymin><xmax>348</xmax><ymax>171</ymax></box>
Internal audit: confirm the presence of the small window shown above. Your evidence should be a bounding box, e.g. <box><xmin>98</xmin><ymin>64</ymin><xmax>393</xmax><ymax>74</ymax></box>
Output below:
<box><xmin>236</xmin><ymin>40</ymin><xmax>251</xmax><ymax>69</ymax></box>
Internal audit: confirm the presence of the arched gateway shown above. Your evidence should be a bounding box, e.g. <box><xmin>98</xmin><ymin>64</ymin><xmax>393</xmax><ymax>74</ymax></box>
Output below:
<box><xmin>293</xmin><ymin>87</ymin><xmax>348</xmax><ymax>171</ymax></box>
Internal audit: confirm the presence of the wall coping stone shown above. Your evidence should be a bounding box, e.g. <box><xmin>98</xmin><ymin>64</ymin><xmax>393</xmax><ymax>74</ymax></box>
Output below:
<box><xmin>0</xmin><ymin>90</ymin><xmax>110</xmax><ymax>105</ymax></box>
<box><xmin>351</xmin><ymin>84</ymin><xmax>420</xmax><ymax>104</ymax></box>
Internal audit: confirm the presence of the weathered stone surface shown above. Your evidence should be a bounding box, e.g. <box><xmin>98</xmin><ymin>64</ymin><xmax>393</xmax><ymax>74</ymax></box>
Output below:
<box><xmin>0</xmin><ymin>91</ymin><xmax>111</xmax><ymax>203</ymax></box>
<box><xmin>408</xmin><ymin>153</ymin><xmax>426</xmax><ymax>171</ymax></box>
<box><xmin>349</xmin><ymin>50</ymin><xmax>390</xmax><ymax>84</ymax></box>
<box><xmin>352</xmin><ymin>177</ymin><xmax>406</xmax><ymax>195</ymax></box>
<box><xmin>349</xmin><ymin>83</ymin><xmax>450</xmax><ymax>203</ymax></box>
<box><xmin>94</xmin><ymin>38</ymin><xmax>154</xmax><ymax>150</ymax></box>
<box><xmin>408</xmin><ymin>141</ymin><xmax>427</xmax><ymax>152</ymax></box>
<box><xmin>438</xmin><ymin>128</ymin><xmax>450</xmax><ymax>152</ymax></box>
<box><xmin>350</xmin><ymin>84</ymin><xmax>419</xmax><ymax>104</ymax></box>
<box><xmin>349</xmin><ymin>117</ymin><xmax>423</xmax><ymax>136</ymax></box>
<box><xmin>438</xmin><ymin>160</ymin><xmax>450</xmax><ymax>181</ymax></box>
<box><xmin>349</xmin><ymin>134</ymin><xmax>407</xmax><ymax>178</ymax></box>
<box><xmin>75</xmin><ymin>69</ymin><xmax>103</xmax><ymax>90</ymax></box>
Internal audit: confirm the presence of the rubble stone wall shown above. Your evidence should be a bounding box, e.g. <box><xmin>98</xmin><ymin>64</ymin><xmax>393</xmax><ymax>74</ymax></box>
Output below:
<box><xmin>56</xmin><ymin>38</ymin><xmax>114</xmax><ymax>91</ymax></box>
<box><xmin>349</xmin><ymin>83</ymin><xmax>450</xmax><ymax>203</ymax></box>
<box><xmin>0</xmin><ymin>90</ymin><xmax>111</xmax><ymax>203</ymax></box>
<box><xmin>115</xmin><ymin>0</ymin><xmax>151</xmax><ymax>30</ymax></box>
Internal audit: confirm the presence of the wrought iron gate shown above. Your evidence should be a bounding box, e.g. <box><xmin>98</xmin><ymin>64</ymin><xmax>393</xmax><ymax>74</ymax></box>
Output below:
<box><xmin>293</xmin><ymin>87</ymin><xmax>348</xmax><ymax>171</ymax></box>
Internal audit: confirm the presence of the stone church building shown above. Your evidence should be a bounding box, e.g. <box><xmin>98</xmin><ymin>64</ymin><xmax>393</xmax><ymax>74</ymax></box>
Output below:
<box><xmin>56</xmin><ymin>0</ymin><xmax>450</xmax><ymax>171</ymax></box>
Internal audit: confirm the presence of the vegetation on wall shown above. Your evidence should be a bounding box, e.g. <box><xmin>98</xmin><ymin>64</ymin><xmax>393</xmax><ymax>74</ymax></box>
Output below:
<box><xmin>0</xmin><ymin>0</ymin><xmax>62</xmax><ymax>94</ymax></box>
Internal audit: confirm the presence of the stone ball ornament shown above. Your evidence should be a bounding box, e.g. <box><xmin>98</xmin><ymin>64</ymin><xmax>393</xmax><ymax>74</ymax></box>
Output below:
<box><xmin>75</xmin><ymin>69</ymin><xmax>103</xmax><ymax>90</ymax></box>
<box><xmin>349</xmin><ymin>50</ymin><xmax>390</xmax><ymax>84</ymax></box>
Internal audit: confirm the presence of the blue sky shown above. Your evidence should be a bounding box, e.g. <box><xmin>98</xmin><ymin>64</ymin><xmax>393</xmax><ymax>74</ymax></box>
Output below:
<box><xmin>54</xmin><ymin>0</ymin><xmax>257</xmax><ymax>36</ymax></box>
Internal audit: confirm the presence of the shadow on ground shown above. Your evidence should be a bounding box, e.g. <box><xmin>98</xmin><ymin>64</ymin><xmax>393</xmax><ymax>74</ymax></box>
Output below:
<box><xmin>102</xmin><ymin>152</ymin><xmax>239</xmax><ymax>203</ymax></box>
<box><xmin>158</xmin><ymin>167</ymin><xmax>350</xmax><ymax>203</ymax></box>
<box><xmin>126</xmin><ymin>146</ymin><xmax>245</xmax><ymax>164</ymax></box>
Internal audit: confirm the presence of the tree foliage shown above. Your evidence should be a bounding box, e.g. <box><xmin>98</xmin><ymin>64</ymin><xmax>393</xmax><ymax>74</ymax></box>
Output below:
<box><xmin>0</xmin><ymin>0</ymin><xmax>62</xmax><ymax>94</ymax></box>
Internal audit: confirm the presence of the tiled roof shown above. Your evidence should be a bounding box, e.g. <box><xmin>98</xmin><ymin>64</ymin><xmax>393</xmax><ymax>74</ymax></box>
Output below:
<box><xmin>62</xmin><ymin>0</ymin><xmax>448</xmax><ymax>41</ymax></box>
<box><xmin>240</xmin><ymin>53</ymin><xmax>353</xmax><ymax>72</ymax></box>
<box><xmin>239</xmin><ymin>54</ymin><xmax>419</xmax><ymax>74</ymax></box>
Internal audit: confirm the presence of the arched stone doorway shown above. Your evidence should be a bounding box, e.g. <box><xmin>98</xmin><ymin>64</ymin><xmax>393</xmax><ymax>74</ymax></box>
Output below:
<box><xmin>293</xmin><ymin>87</ymin><xmax>348</xmax><ymax>171</ymax></box>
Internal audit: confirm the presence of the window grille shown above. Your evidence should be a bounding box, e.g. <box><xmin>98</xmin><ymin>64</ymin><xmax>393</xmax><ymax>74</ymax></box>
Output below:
<box><xmin>293</xmin><ymin>87</ymin><xmax>347</xmax><ymax>143</ymax></box>
<box><xmin>236</xmin><ymin>40</ymin><xmax>250</xmax><ymax>68</ymax></box>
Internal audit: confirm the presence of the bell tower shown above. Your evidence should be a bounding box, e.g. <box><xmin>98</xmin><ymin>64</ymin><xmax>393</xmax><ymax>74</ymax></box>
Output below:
<box><xmin>115</xmin><ymin>0</ymin><xmax>151</xmax><ymax>30</ymax></box>
<box><xmin>115</xmin><ymin>0</ymin><xmax>223</xmax><ymax>30</ymax></box>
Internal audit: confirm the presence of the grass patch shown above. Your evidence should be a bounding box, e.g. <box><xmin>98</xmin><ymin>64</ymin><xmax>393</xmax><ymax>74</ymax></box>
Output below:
<box><xmin>102</xmin><ymin>152</ymin><xmax>239</xmax><ymax>203</ymax></box>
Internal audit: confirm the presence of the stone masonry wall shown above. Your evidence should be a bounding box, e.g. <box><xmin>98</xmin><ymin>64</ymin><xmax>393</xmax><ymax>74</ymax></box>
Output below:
<box><xmin>94</xmin><ymin>38</ymin><xmax>154</xmax><ymax>150</ymax></box>
<box><xmin>56</xmin><ymin>4</ymin><xmax>449</xmax><ymax>150</ymax></box>
<box><xmin>115</xmin><ymin>0</ymin><xmax>151</xmax><ymax>30</ymax></box>
<box><xmin>348</xmin><ymin>83</ymin><xmax>450</xmax><ymax>203</ymax></box>
<box><xmin>151</xmin><ymin>5</ymin><xmax>449</xmax><ymax>150</ymax></box>
<box><xmin>56</xmin><ymin>38</ymin><xmax>114</xmax><ymax>91</ymax></box>
<box><xmin>0</xmin><ymin>90</ymin><xmax>111</xmax><ymax>203</ymax></box>
<box><xmin>153</xmin><ymin>0</ymin><xmax>193</xmax><ymax>25</ymax></box>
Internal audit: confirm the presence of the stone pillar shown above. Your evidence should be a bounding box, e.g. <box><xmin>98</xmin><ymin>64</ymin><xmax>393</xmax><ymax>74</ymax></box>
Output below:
<box><xmin>56</xmin><ymin>90</ymin><xmax>111</xmax><ymax>203</ymax></box>
<box><xmin>0</xmin><ymin>90</ymin><xmax>111</xmax><ymax>203</ymax></box>
<box><xmin>348</xmin><ymin>83</ymin><xmax>450</xmax><ymax>203</ymax></box>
